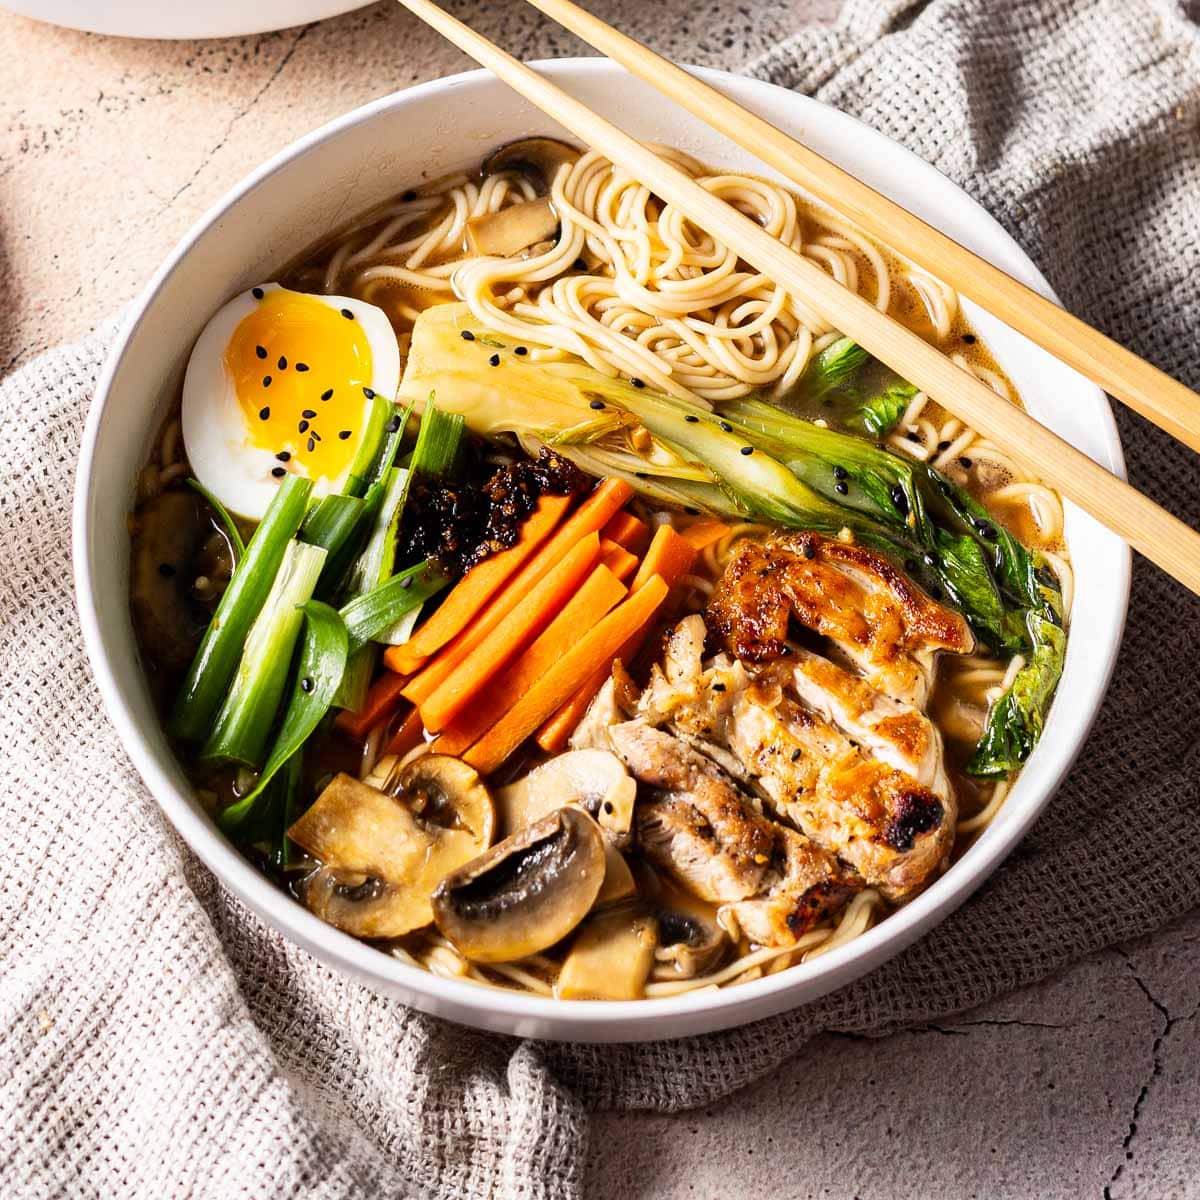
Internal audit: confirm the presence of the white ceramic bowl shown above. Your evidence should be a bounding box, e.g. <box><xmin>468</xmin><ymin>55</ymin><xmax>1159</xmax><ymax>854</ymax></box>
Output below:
<box><xmin>0</xmin><ymin>0</ymin><xmax>373</xmax><ymax>38</ymax></box>
<box><xmin>74</xmin><ymin>61</ymin><xmax>1130</xmax><ymax>1042</ymax></box>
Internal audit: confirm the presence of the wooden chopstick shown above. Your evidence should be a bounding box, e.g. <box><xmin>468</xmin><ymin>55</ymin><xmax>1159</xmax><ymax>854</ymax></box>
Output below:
<box><xmin>522</xmin><ymin>0</ymin><xmax>1200</xmax><ymax>459</ymax></box>
<box><xmin>397</xmin><ymin>0</ymin><xmax>1200</xmax><ymax>597</ymax></box>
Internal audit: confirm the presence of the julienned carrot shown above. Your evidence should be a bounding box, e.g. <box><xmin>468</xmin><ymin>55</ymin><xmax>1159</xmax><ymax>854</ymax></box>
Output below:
<box><xmin>335</xmin><ymin>670</ymin><xmax>408</xmax><ymax>739</ymax></box>
<box><xmin>383</xmin><ymin>704</ymin><xmax>424</xmax><ymax>757</ymax></box>
<box><xmin>401</xmin><ymin>477</ymin><xmax>633</xmax><ymax>704</ymax></box>
<box><xmin>419</xmin><ymin>533</ymin><xmax>602</xmax><ymax>732</ymax></box>
<box><xmin>536</xmin><ymin>526</ymin><xmax>700</xmax><ymax>752</ymax></box>
<box><xmin>630</xmin><ymin>524</ymin><xmax>698</xmax><ymax>591</ymax></box>
<box><xmin>601</xmin><ymin>510</ymin><xmax>651</xmax><ymax>556</ymax></box>
<box><xmin>384</xmin><ymin>493</ymin><xmax>571</xmax><ymax>675</ymax></box>
<box><xmin>599</xmin><ymin>539</ymin><xmax>638</xmax><ymax>582</ymax></box>
<box><xmin>464</xmin><ymin>575</ymin><xmax>669</xmax><ymax>775</ymax></box>
<box><xmin>436</xmin><ymin>564</ymin><xmax>628</xmax><ymax>757</ymax></box>
<box><xmin>681</xmin><ymin>518</ymin><xmax>731</xmax><ymax>551</ymax></box>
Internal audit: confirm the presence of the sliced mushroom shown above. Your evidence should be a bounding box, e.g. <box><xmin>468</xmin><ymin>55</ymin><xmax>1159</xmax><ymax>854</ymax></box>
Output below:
<box><xmin>432</xmin><ymin>807</ymin><xmax>605</xmax><ymax>963</ymax></box>
<box><xmin>288</xmin><ymin>762</ymin><xmax>493</xmax><ymax>939</ymax></box>
<box><xmin>495</xmin><ymin>748</ymin><xmax>636</xmax><ymax>844</ymax></box>
<box><xmin>465</xmin><ymin>197</ymin><xmax>558</xmax><ymax>258</ymax></box>
<box><xmin>482</xmin><ymin>136</ymin><xmax>580</xmax><ymax>194</ymax></box>
<box><xmin>556</xmin><ymin>904</ymin><xmax>658</xmax><ymax>1000</ymax></box>
<box><xmin>596</xmin><ymin>841</ymin><xmax>638</xmax><ymax>906</ymax></box>
<box><xmin>654</xmin><ymin>899</ymin><xmax>730</xmax><ymax>979</ymax></box>
<box><xmin>385</xmin><ymin>754</ymin><xmax>494</xmax><ymax>844</ymax></box>
<box><xmin>130</xmin><ymin>490</ymin><xmax>209</xmax><ymax>673</ymax></box>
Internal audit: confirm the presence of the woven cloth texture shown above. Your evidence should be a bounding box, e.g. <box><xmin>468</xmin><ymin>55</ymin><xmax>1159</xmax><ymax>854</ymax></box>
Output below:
<box><xmin>1</xmin><ymin>0</ymin><xmax>1197</xmax><ymax>1196</ymax></box>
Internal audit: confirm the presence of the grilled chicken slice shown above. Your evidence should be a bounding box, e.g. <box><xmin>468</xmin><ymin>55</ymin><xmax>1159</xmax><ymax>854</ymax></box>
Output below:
<box><xmin>725</xmin><ymin>824</ymin><xmax>857</xmax><ymax>947</ymax></box>
<box><xmin>784</xmin><ymin>648</ymin><xmax>951</xmax><ymax>798</ymax></box>
<box><xmin>707</xmin><ymin>532</ymin><xmax>973</xmax><ymax>708</ymax></box>
<box><xmin>636</xmin><ymin>618</ymin><xmax>954</xmax><ymax>900</ymax></box>
<box><xmin>723</xmin><ymin>688</ymin><xmax>953</xmax><ymax>900</ymax></box>
<box><xmin>609</xmin><ymin>719</ymin><xmax>773</xmax><ymax>903</ymax></box>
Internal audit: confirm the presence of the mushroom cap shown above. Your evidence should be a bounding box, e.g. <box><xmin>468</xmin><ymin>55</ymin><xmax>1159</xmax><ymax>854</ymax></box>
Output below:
<box><xmin>431</xmin><ymin>807</ymin><xmax>606</xmax><ymax>963</ymax></box>
<box><xmin>481</xmin><ymin>136</ymin><xmax>580</xmax><ymax>193</ymax></box>
<box><xmin>288</xmin><ymin>764</ymin><xmax>494</xmax><ymax>939</ymax></box>
<box><xmin>495</xmin><ymin>748</ymin><xmax>636</xmax><ymax>843</ymax></box>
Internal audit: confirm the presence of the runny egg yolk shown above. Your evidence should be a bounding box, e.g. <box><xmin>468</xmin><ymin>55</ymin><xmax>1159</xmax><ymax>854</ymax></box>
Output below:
<box><xmin>225</xmin><ymin>289</ymin><xmax>374</xmax><ymax>483</ymax></box>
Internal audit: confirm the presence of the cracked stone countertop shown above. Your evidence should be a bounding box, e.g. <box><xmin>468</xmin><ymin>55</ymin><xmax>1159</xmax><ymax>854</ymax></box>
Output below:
<box><xmin>2</xmin><ymin>3</ymin><xmax>1198</xmax><ymax>1197</ymax></box>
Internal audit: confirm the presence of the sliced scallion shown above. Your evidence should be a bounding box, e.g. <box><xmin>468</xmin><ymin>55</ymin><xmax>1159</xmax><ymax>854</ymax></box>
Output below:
<box><xmin>339</xmin><ymin>560</ymin><xmax>449</xmax><ymax>655</ymax></box>
<box><xmin>170</xmin><ymin>474</ymin><xmax>312</xmax><ymax>744</ymax></box>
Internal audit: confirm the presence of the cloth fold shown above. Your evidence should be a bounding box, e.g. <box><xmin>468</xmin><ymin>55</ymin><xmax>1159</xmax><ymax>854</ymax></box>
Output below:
<box><xmin>2</xmin><ymin>1</ymin><xmax>1197</xmax><ymax>1196</ymax></box>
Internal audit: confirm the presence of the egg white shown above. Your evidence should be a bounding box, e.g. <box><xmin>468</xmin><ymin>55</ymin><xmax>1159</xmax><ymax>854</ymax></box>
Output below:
<box><xmin>181</xmin><ymin>282</ymin><xmax>401</xmax><ymax>521</ymax></box>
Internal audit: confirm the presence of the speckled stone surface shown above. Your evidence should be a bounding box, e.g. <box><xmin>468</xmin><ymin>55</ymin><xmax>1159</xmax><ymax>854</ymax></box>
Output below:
<box><xmin>2</xmin><ymin>2</ymin><xmax>1197</xmax><ymax>1197</ymax></box>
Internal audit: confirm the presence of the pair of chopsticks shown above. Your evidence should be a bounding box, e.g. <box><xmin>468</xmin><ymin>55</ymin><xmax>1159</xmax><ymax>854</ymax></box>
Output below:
<box><xmin>399</xmin><ymin>0</ymin><xmax>1200</xmax><ymax>596</ymax></box>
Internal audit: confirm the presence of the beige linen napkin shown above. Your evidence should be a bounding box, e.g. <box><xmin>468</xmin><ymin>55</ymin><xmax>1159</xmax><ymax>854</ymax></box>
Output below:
<box><xmin>1</xmin><ymin>1</ymin><xmax>1197</xmax><ymax>1196</ymax></box>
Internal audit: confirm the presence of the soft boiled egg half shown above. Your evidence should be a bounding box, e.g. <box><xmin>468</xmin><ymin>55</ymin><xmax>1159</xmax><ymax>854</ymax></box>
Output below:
<box><xmin>181</xmin><ymin>283</ymin><xmax>401</xmax><ymax>521</ymax></box>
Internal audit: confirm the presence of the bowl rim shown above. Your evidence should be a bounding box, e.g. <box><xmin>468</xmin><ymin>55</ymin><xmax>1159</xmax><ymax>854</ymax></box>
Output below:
<box><xmin>73</xmin><ymin>58</ymin><xmax>1131</xmax><ymax>1041</ymax></box>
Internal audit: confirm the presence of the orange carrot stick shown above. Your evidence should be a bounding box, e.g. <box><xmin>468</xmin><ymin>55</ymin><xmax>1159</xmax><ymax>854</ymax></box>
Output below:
<box><xmin>401</xmin><ymin>478</ymin><xmax>633</xmax><ymax>704</ymax></box>
<box><xmin>599</xmin><ymin>539</ymin><xmax>638</xmax><ymax>582</ymax></box>
<box><xmin>536</xmin><ymin>526</ymin><xmax>700</xmax><ymax>752</ymax></box>
<box><xmin>419</xmin><ymin>533</ymin><xmax>602</xmax><ymax>732</ymax></box>
<box><xmin>601</xmin><ymin>510</ymin><xmax>651</xmax><ymax>556</ymax></box>
<box><xmin>464</xmin><ymin>575</ymin><xmax>669</xmax><ymax>775</ymax></box>
<box><xmin>681</xmin><ymin>518</ymin><xmax>731</xmax><ymax>551</ymax></box>
<box><xmin>383</xmin><ymin>704</ymin><xmax>425</xmax><ymax>758</ymax></box>
<box><xmin>335</xmin><ymin>671</ymin><xmax>408</xmax><ymax>739</ymax></box>
<box><xmin>630</xmin><ymin>524</ymin><xmax>698</xmax><ymax>591</ymax></box>
<box><xmin>436</xmin><ymin>564</ymin><xmax>628</xmax><ymax>757</ymax></box>
<box><xmin>384</xmin><ymin>493</ymin><xmax>571</xmax><ymax>675</ymax></box>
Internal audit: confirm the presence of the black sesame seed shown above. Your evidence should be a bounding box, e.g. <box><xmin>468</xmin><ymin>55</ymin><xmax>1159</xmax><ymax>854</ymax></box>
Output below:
<box><xmin>295</xmin><ymin>362</ymin><xmax>309</xmax><ymax>373</ymax></box>
<box><xmin>514</xmin><ymin>346</ymin><xmax>528</xmax><ymax>356</ymax></box>
<box><xmin>631</xmin><ymin>378</ymin><xmax>645</xmax><ymax>389</ymax></box>
<box><xmin>460</xmin><ymin>330</ymin><xmax>475</xmax><ymax>341</ymax></box>
<box><xmin>307</xmin><ymin>437</ymin><xmax>315</xmax><ymax>453</ymax></box>
<box><xmin>791</xmin><ymin>748</ymin><xmax>802</xmax><ymax>762</ymax></box>
<box><xmin>386</xmin><ymin>415</ymin><xmax>401</xmax><ymax>433</ymax></box>
<box><xmin>890</xmin><ymin>485</ymin><xmax>910</xmax><ymax>515</ymax></box>
<box><xmin>277</xmin><ymin>355</ymin><xmax>288</xmax><ymax>370</ymax></box>
<box><xmin>958</xmin><ymin>456</ymin><xmax>973</xmax><ymax>469</ymax></box>
<box><xmin>803</xmin><ymin>542</ymin><xmax>816</xmax><ymax>560</ymax></box>
<box><xmin>255</xmin><ymin>344</ymin><xmax>267</xmax><ymax>359</ymax></box>
<box><xmin>276</xmin><ymin>451</ymin><xmax>290</xmax><ymax>462</ymax></box>
<box><xmin>399</xmin><ymin>575</ymin><xmax>413</xmax><ymax>590</ymax></box>
<box><xmin>301</xmin><ymin>408</ymin><xmax>317</xmax><ymax>419</ymax></box>
<box><xmin>300</xmin><ymin>677</ymin><xmax>314</xmax><ymax>693</ymax></box>
<box><xmin>574</xmin><ymin>258</ymin><xmax>587</xmax><ymax>271</ymax></box>
<box><xmin>252</xmin><ymin>286</ymin><xmax>264</xmax><ymax>299</ymax></box>
<box><xmin>979</xmin><ymin>522</ymin><xmax>998</xmax><ymax>540</ymax></box>
<box><xmin>684</xmin><ymin>414</ymin><xmax>700</xmax><ymax>424</ymax></box>
<box><xmin>321</xmin><ymin>389</ymin><xmax>333</xmax><ymax>401</ymax></box>
<box><xmin>740</xmin><ymin>446</ymin><xmax>754</xmax><ymax>456</ymax></box>
<box><xmin>832</xmin><ymin>465</ymin><xmax>848</xmax><ymax>480</ymax></box>
<box><xmin>937</xmin><ymin>440</ymin><xmax>951</xmax><ymax>451</ymax></box>
<box><xmin>259</xmin><ymin>406</ymin><xmax>270</xmax><ymax>420</ymax></box>
<box><xmin>338</xmin><ymin>429</ymin><xmax>352</xmax><ymax>440</ymax></box>
<box><xmin>719</xmin><ymin>421</ymin><xmax>733</xmax><ymax>433</ymax></box>
<box><xmin>262</xmin><ymin>375</ymin><xmax>272</xmax><ymax>388</ymax></box>
<box><xmin>340</xmin><ymin>308</ymin><xmax>354</xmax><ymax>320</ymax></box>
<box><xmin>363</xmin><ymin>386</ymin><xmax>375</xmax><ymax>399</ymax></box>
<box><xmin>157</xmin><ymin>562</ymin><xmax>176</xmax><ymax>579</ymax></box>
<box><xmin>962</xmin><ymin>333</ymin><xmax>977</xmax><ymax>344</ymax></box>
<box><xmin>834</xmin><ymin>481</ymin><xmax>849</xmax><ymax>495</ymax></box>
<box><xmin>712</xmin><ymin>682</ymin><xmax>726</xmax><ymax>693</ymax></box>
<box><xmin>589</xmin><ymin>400</ymin><xmax>605</xmax><ymax>410</ymax></box>
<box><xmin>271</xmin><ymin>466</ymin><xmax>286</xmax><ymax>478</ymax></box>
<box><xmin>298</xmin><ymin>420</ymin><xmax>310</xmax><ymax>433</ymax></box>
<box><xmin>488</xmin><ymin>353</ymin><xmax>500</xmax><ymax>367</ymax></box>
<box><xmin>311</xmin><ymin>431</ymin><xmax>322</xmax><ymax>443</ymax></box>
